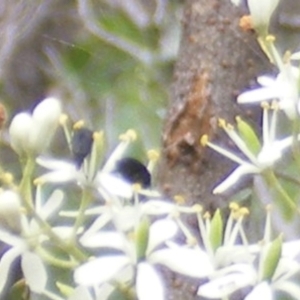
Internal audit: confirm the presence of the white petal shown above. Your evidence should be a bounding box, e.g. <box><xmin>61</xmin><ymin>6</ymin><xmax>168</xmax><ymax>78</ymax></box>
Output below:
<box><xmin>37</xmin><ymin>157</ymin><xmax>75</xmax><ymax>170</ymax></box>
<box><xmin>52</xmin><ymin>226</ymin><xmax>77</xmax><ymax>239</ymax></box>
<box><xmin>32</xmin><ymin>97</ymin><xmax>61</xmax><ymax>125</ymax></box>
<box><xmin>37</xmin><ymin>170</ymin><xmax>77</xmax><ymax>183</ymax></box>
<box><xmin>39</xmin><ymin>189</ymin><xmax>64</xmax><ymax>220</ymax></box>
<box><xmin>257</xmin><ymin>76</ymin><xmax>275</xmax><ymax>87</ymax></box>
<box><xmin>74</xmin><ymin>255</ymin><xmax>130</xmax><ymax>286</ymax></box>
<box><xmin>0</xmin><ymin>229</ymin><xmax>23</xmax><ymax>247</ymax></box>
<box><xmin>30</xmin><ymin>97</ymin><xmax>62</xmax><ymax>153</ymax></box>
<box><xmin>98</xmin><ymin>173</ymin><xmax>133</xmax><ymax>198</ymax></box>
<box><xmin>0</xmin><ymin>247</ymin><xmax>22</xmax><ymax>294</ymax></box>
<box><xmin>9</xmin><ymin>112</ymin><xmax>33</xmax><ymax>154</ymax></box>
<box><xmin>198</xmin><ymin>273</ymin><xmax>251</xmax><ymax>298</ymax></box>
<box><xmin>0</xmin><ymin>190</ymin><xmax>22</xmax><ymax>232</ymax></box>
<box><xmin>110</xmin><ymin>205</ymin><xmax>137</xmax><ymax>232</ymax></box>
<box><xmin>21</xmin><ymin>251</ymin><xmax>47</xmax><ymax>293</ymax></box>
<box><xmin>245</xmin><ymin>282</ymin><xmax>272</xmax><ymax>300</ymax></box>
<box><xmin>68</xmin><ymin>286</ymin><xmax>93</xmax><ymax>300</ymax></box>
<box><xmin>213</xmin><ymin>164</ymin><xmax>259</xmax><ymax>194</ymax></box>
<box><xmin>80</xmin><ymin>231</ymin><xmax>125</xmax><ymax>250</ymax></box>
<box><xmin>282</xmin><ymin>240</ymin><xmax>300</xmax><ymax>259</ymax></box>
<box><xmin>83</xmin><ymin>213</ymin><xmax>112</xmax><ymax>237</ymax></box>
<box><xmin>248</xmin><ymin>0</ymin><xmax>280</xmax><ymax>28</ymax></box>
<box><xmin>150</xmin><ymin>247</ymin><xmax>213</xmax><ymax>278</ymax></box>
<box><xmin>141</xmin><ymin>200</ymin><xmax>175</xmax><ymax>215</ymax></box>
<box><xmin>136</xmin><ymin>262</ymin><xmax>164</xmax><ymax>300</ymax></box>
<box><xmin>147</xmin><ymin>219</ymin><xmax>177</xmax><ymax>254</ymax></box>
<box><xmin>237</xmin><ymin>87</ymin><xmax>279</xmax><ymax>103</ymax></box>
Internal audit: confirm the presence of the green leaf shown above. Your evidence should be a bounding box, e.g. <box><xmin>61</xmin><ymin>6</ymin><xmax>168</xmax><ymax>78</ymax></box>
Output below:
<box><xmin>236</xmin><ymin>116</ymin><xmax>261</xmax><ymax>155</ymax></box>
<box><xmin>261</xmin><ymin>234</ymin><xmax>282</xmax><ymax>281</ymax></box>
<box><xmin>209</xmin><ymin>209</ymin><xmax>223</xmax><ymax>252</ymax></box>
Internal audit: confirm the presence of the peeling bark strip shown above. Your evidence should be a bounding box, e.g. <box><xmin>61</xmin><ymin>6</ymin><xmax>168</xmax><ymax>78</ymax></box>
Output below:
<box><xmin>158</xmin><ymin>0</ymin><xmax>272</xmax><ymax>212</ymax></box>
<box><xmin>163</xmin><ymin>72</ymin><xmax>213</xmax><ymax>168</ymax></box>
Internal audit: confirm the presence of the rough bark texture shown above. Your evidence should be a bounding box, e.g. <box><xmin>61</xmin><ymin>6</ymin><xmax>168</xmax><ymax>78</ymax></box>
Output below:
<box><xmin>158</xmin><ymin>0</ymin><xmax>272</xmax><ymax>212</ymax></box>
<box><xmin>158</xmin><ymin>0</ymin><xmax>300</xmax><ymax>299</ymax></box>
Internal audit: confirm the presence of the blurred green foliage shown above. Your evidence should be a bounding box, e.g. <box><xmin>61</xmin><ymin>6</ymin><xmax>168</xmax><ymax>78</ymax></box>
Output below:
<box><xmin>54</xmin><ymin>0</ymin><xmax>182</xmax><ymax>157</ymax></box>
<box><xmin>0</xmin><ymin>0</ymin><xmax>182</xmax><ymax>163</ymax></box>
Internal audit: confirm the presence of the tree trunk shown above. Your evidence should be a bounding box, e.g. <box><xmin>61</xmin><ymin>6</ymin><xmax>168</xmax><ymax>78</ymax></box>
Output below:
<box><xmin>158</xmin><ymin>0</ymin><xmax>272</xmax><ymax>212</ymax></box>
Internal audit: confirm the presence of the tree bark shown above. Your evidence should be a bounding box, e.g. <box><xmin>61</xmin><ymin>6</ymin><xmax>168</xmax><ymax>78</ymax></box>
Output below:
<box><xmin>158</xmin><ymin>0</ymin><xmax>272</xmax><ymax>212</ymax></box>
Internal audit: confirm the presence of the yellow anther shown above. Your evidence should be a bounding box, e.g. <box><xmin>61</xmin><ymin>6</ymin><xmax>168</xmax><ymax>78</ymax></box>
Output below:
<box><xmin>270</xmin><ymin>101</ymin><xmax>279</xmax><ymax>111</ymax></box>
<box><xmin>174</xmin><ymin>194</ymin><xmax>186</xmax><ymax>205</ymax></box>
<box><xmin>218</xmin><ymin>118</ymin><xmax>227</xmax><ymax>128</ymax></box>
<box><xmin>132</xmin><ymin>183</ymin><xmax>142</xmax><ymax>192</ymax></box>
<box><xmin>2</xmin><ymin>173</ymin><xmax>14</xmax><ymax>185</ymax></box>
<box><xmin>266</xmin><ymin>35</ymin><xmax>276</xmax><ymax>42</ymax></box>
<box><xmin>229</xmin><ymin>202</ymin><xmax>239</xmax><ymax>211</ymax></box>
<box><xmin>147</xmin><ymin>149</ymin><xmax>160</xmax><ymax>162</ymax></box>
<box><xmin>73</xmin><ymin>120</ymin><xmax>85</xmax><ymax>130</ymax></box>
<box><xmin>59</xmin><ymin>114</ymin><xmax>68</xmax><ymax>125</ymax></box>
<box><xmin>235</xmin><ymin>116</ymin><xmax>241</xmax><ymax>123</ymax></box>
<box><xmin>203</xmin><ymin>211</ymin><xmax>211</xmax><ymax>219</ymax></box>
<box><xmin>239</xmin><ymin>207</ymin><xmax>250</xmax><ymax>216</ymax></box>
<box><xmin>200</xmin><ymin>135</ymin><xmax>209</xmax><ymax>147</ymax></box>
<box><xmin>192</xmin><ymin>204</ymin><xmax>203</xmax><ymax>213</ymax></box>
<box><xmin>33</xmin><ymin>178</ymin><xmax>45</xmax><ymax>186</ymax></box>
<box><xmin>119</xmin><ymin>129</ymin><xmax>137</xmax><ymax>142</ymax></box>
<box><xmin>93</xmin><ymin>131</ymin><xmax>103</xmax><ymax>141</ymax></box>
<box><xmin>261</xmin><ymin>101</ymin><xmax>270</xmax><ymax>110</ymax></box>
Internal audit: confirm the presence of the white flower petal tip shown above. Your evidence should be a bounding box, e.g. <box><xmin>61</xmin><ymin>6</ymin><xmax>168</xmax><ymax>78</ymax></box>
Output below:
<box><xmin>147</xmin><ymin>219</ymin><xmax>178</xmax><ymax>254</ymax></box>
<box><xmin>238</xmin><ymin>65</ymin><xmax>300</xmax><ymax>120</ymax></box>
<box><xmin>197</xmin><ymin>271</ymin><xmax>254</xmax><ymax>299</ymax></box>
<box><xmin>150</xmin><ymin>248</ymin><xmax>213</xmax><ymax>278</ymax></box>
<box><xmin>74</xmin><ymin>256</ymin><xmax>130</xmax><ymax>286</ymax></box>
<box><xmin>0</xmin><ymin>190</ymin><xmax>21</xmax><ymax>231</ymax></box>
<box><xmin>98</xmin><ymin>173</ymin><xmax>133</xmax><ymax>198</ymax></box>
<box><xmin>248</xmin><ymin>0</ymin><xmax>280</xmax><ymax>30</ymax></box>
<box><xmin>136</xmin><ymin>263</ymin><xmax>164</xmax><ymax>300</ymax></box>
<box><xmin>245</xmin><ymin>282</ymin><xmax>272</xmax><ymax>300</ymax></box>
<box><xmin>21</xmin><ymin>252</ymin><xmax>47</xmax><ymax>293</ymax></box>
<box><xmin>33</xmin><ymin>97</ymin><xmax>61</xmax><ymax>122</ymax></box>
<box><xmin>212</xmin><ymin>164</ymin><xmax>258</xmax><ymax>194</ymax></box>
<box><xmin>0</xmin><ymin>247</ymin><xmax>23</xmax><ymax>294</ymax></box>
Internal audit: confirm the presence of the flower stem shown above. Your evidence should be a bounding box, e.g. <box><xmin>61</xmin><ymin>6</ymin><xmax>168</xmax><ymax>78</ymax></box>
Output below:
<box><xmin>71</xmin><ymin>187</ymin><xmax>92</xmax><ymax>241</ymax></box>
<box><xmin>263</xmin><ymin>170</ymin><xmax>297</xmax><ymax>220</ymax></box>
<box><xmin>19</xmin><ymin>156</ymin><xmax>35</xmax><ymax>207</ymax></box>
<box><xmin>37</xmin><ymin>247</ymin><xmax>78</xmax><ymax>269</ymax></box>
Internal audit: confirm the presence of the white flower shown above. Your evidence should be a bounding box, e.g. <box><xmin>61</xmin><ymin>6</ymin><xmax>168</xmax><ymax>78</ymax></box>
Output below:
<box><xmin>247</xmin><ymin>0</ymin><xmax>280</xmax><ymax>34</ymax></box>
<box><xmin>201</xmin><ymin>105</ymin><xmax>294</xmax><ymax>194</ymax></box>
<box><xmin>36</xmin><ymin>129</ymin><xmax>138</xmax><ymax>199</ymax></box>
<box><xmin>75</xmin><ymin>219</ymin><xmax>213</xmax><ymax>300</ymax></box>
<box><xmin>36</xmin><ymin>156</ymin><xmax>135</xmax><ymax>200</ymax></box>
<box><xmin>198</xmin><ymin>264</ymin><xmax>257</xmax><ymax>299</ymax></box>
<box><xmin>238</xmin><ymin>64</ymin><xmax>300</xmax><ymax>119</ymax></box>
<box><xmin>0</xmin><ymin>188</ymin><xmax>64</xmax><ymax>295</ymax></box>
<box><xmin>197</xmin><ymin>208</ymin><xmax>300</xmax><ymax>299</ymax></box>
<box><xmin>9</xmin><ymin>97</ymin><xmax>61</xmax><ymax>155</ymax></box>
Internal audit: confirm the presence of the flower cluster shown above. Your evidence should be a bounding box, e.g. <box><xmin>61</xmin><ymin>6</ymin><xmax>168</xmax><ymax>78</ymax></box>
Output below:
<box><xmin>0</xmin><ymin>1</ymin><xmax>299</xmax><ymax>299</ymax></box>
<box><xmin>202</xmin><ymin>0</ymin><xmax>300</xmax><ymax>221</ymax></box>
<box><xmin>0</xmin><ymin>95</ymin><xmax>297</xmax><ymax>300</ymax></box>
